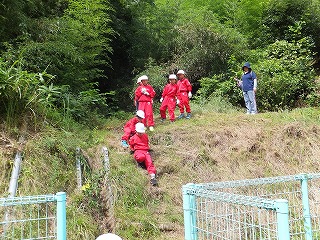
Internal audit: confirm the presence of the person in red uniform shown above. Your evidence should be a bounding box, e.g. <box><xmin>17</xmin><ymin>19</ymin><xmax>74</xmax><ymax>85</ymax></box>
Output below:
<box><xmin>134</xmin><ymin>76</ymin><xmax>143</xmax><ymax>111</ymax></box>
<box><xmin>129</xmin><ymin>122</ymin><xmax>157</xmax><ymax>186</ymax></box>
<box><xmin>121</xmin><ymin>110</ymin><xmax>145</xmax><ymax>148</ymax></box>
<box><xmin>176</xmin><ymin>70</ymin><xmax>192</xmax><ymax>119</ymax></box>
<box><xmin>134</xmin><ymin>75</ymin><xmax>156</xmax><ymax>131</ymax></box>
<box><xmin>159</xmin><ymin>74</ymin><xmax>179</xmax><ymax>122</ymax></box>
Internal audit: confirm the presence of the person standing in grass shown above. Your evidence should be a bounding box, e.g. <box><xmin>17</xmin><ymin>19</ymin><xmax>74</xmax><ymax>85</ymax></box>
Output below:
<box><xmin>176</xmin><ymin>70</ymin><xmax>192</xmax><ymax>119</ymax></box>
<box><xmin>129</xmin><ymin>122</ymin><xmax>158</xmax><ymax>186</ymax></box>
<box><xmin>134</xmin><ymin>76</ymin><xmax>143</xmax><ymax>111</ymax></box>
<box><xmin>235</xmin><ymin>62</ymin><xmax>258</xmax><ymax>114</ymax></box>
<box><xmin>121</xmin><ymin>110</ymin><xmax>145</xmax><ymax>148</ymax></box>
<box><xmin>160</xmin><ymin>74</ymin><xmax>179</xmax><ymax>122</ymax></box>
<box><xmin>134</xmin><ymin>75</ymin><xmax>156</xmax><ymax>131</ymax></box>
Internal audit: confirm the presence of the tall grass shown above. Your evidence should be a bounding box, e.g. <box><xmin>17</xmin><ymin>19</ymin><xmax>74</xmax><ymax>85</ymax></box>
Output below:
<box><xmin>192</xmin><ymin>94</ymin><xmax>239</xmax><ymax>114</ymax></box>
<box><xmin>0</xmin><ymin>59</ymin><xmax>59</xmax><ymax>129</ymax></box>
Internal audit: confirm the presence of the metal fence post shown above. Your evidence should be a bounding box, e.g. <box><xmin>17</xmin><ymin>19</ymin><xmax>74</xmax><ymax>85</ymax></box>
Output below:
<box><xmin>76</xmin><ymin>147</ymin><xmax>82</xmax><ymax>189</ymax></box>
<box><xmin>102</xmin><ymin>146</ymin><xmax>110</xmax><ymax>174</ymax></box>
<box><xmin>300</xmin><ymin>174</ymin><xmax>313</xmax><ymax>240</ymax></box>
<box><xmin>56</xmin><ymin>192</ymin><xmax>67</xmax><ymax>240</ymax></box>
<box><xmin>8</xmin><ymin>152</ymin><xmax>22</xmax><ymax>197</ymax></box>
<box><xmin>275</xmin><ymin>199</ymin><xmax>290</xmax><ymax>240</ymax></box>
<box><xmin>183</xmin><ymin>183</ymin><xmax>197</xmax><ymax>240</ymax></box>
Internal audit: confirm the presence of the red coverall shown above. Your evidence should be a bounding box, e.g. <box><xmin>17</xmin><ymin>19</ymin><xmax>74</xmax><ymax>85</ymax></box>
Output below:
<box><xmin>177</xmin><ymin>78</ymin><xmax>192</xmax><ymax>114</ymax></box>
<box><xmin>121</xmin><ymin>117</ymin><xmax>140</xmax><ymax>141</ymax></box>
<box><xmin>160</xmin><ymin>82</ymin><xmax>178</xmax><ymax>121</ymax></box>
<box><xmin>129</xmin><ymin>133</ymin><xmax>156</xmax><ymax>175</ymax></box>
<box><xmin>135</xmin><ymin>84</ymin><xmax>156</xmax><ymax>127</ymax></box>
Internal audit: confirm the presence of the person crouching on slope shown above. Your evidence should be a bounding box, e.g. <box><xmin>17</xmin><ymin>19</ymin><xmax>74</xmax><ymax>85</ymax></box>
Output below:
<box><xmin>129</xmin><ymin>122</ymin><xmax>157</xmax><ymax>186</ymax></box>
<box><xmin>176</xmin><ymin>70</ymin><xmax>192</xmax><ymax>119</ymax></box>
<box><xmin>121</xmin><ymin>110</ymin><xmax>145</xmax><ymax>148</ymax></box>
<box><xmin>135</xmin><ymin>75</ymin><xmax>156</xmax><ymax>131</ymax></box>
<box><xmin>160</xmin><ymin>74</ymin><xmax>179</xmax><ymax>122</ymax></box>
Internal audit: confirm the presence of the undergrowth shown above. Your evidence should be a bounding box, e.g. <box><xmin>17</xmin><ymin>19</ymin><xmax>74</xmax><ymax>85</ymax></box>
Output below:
<box><xmin>2</xmin><ymin>99</ymin><xmax>320</xmax><ymax>239</ymax></box>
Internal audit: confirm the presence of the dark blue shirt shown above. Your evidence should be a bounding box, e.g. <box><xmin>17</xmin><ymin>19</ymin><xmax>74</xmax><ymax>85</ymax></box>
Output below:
<box><xmin>241</xmin><ymin>71</ymin><xmax>257</xmax><ymax>91</ymax></box>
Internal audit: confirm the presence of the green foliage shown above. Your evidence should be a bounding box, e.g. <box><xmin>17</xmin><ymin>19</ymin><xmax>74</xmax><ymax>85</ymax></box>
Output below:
<box><xmin>171</xmin><ymin>7</ymin><xmax>247</xmax><ymax>82</ymax></box>
<box><xmin>18</xmin><ymin>0</ymin><xmax>114</xmax><ymax>92</ymax></box>
<box><xmin>15</xmin><ymin>123</ymin><xmax>102</xmax><ymax>239</ymax></box>
<box><xmin>256</xmin><ymin>39</ymin><xmax>316</xmax><ymax>110</ymax></box>
<box><xmin>196</xmin><ymin>74</ymin><xmax>243</xmax><ymax>109</ymax></box>
<box><xmin>37</xmin><ymin>83</ymin><xmax>62</xmax><ymax>107</ymax></box>
<box><xmin>60</xmin><ymin>89</ymin><xmax>108</xmax><ymax>126</ymax></box>
<box><xmin>0</xmin><ymin>59</ymin><xmax>58</xmax><ymax>126</ymax></box>
<box><xmin>66</xmin><ymin>202</ymin><xmax>99</xmax><ymax>239</ymax></box>
<box><xmin>261</xmin><ymin>0</ymin><xmax>312</xmax><ymax>43</ymax></box>
<box><xmin>123</xmin><ymin>0</ymin><xmax>177</xmax><ymax>70</ymax></box>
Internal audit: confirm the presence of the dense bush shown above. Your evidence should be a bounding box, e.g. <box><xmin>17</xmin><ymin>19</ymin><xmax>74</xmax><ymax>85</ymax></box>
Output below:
<box><xmin>256</xmin><ymin>39</ymin><xmax>316</xmax><ymax>110</ymax></box>
<box><xmin>0</xmin><ymin>59</ymin><xmax>57</xmax><ymax>126</ymax></box>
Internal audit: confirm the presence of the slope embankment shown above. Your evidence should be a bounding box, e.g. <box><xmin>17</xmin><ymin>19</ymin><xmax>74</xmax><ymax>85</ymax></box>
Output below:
<box><xmin>105</xmin><ymin>108</ymin><xmax>320</xmax><ymax>239</ymax></box>
<box><xmin>1</xmin><ymin>108</ymin><xmax>320</xmax><ymax>239</ymax></box>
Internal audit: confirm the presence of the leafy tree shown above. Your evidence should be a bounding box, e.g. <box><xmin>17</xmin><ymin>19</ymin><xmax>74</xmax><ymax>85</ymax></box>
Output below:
<box><xmin>19</xmin><ymin>0</ymin><xmax>114</xmax><ymax>92</ymax></box>
<box><xmin>257</xmin><ymin>0</ymin><xmax>320</xmax><ymax>54</ymax></box>
<box><xmin>0</xmin><ymin>0</ymin><xmax>68</xmax><ymax>49</ymax></box>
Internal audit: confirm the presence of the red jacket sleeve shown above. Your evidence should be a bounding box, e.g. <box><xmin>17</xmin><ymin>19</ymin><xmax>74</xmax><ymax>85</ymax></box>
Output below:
<box><xmin>186</xmin><ymin>79</ymin><xmax>192</xmax><ymax>92</ymax></box>
<box><xmin>129</xmin><ymin>134</ymin><xmax>136</xmax><ymax>150</ymax></box>
<box><xmin>162</xmin><ymin>84</ymin><xmax>169</xmax><ymax>97</ymax></box>
<box><xmin>129</xmin><ymin>133</ymin><xmax>149</xmax><ymax>151</ymax></box>
<box><xmin>135</xmin><ymin>86</ymin><xmax>143</xmax><ymax>100</ymax></box>
<box><xmin>147</xmin><ymin>85</ymin><xmax>156</xmax><ymax>98</ymax></box>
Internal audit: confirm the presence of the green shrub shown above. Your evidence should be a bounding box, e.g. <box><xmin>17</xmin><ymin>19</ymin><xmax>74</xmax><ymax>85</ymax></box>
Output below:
<box><xmin>0</xmin><ymin>59</ymin><xmax>57</xmax><ymax>126</ymax></box>
<box><xmin>256</xmin><ymin>39</ymin><xmax>316</xmax><ymax>110</ymax></box>
<box><xmin>59</xmin><ymin>89</ymin><xmax>108</xmax><ymax>127</ymax></box>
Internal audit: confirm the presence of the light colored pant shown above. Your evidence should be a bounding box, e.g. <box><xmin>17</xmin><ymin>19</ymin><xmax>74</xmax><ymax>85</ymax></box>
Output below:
<box><xmin>243</xmin><ymin>90</ymin><xmax>257</xmax><ymax>114</ymax></box>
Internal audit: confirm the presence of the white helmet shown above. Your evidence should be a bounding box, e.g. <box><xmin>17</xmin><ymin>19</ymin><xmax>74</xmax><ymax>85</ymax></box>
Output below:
<box><xmin>135</xmin><ymin>122</ymin><xmax>145</xmax><ymax>133</ymax></box>
<box><xmin>139</xmin><ymin>75</ymin><xmax>148</xmax><ymax>81</ymax></box>
<box><xmin>96</xmin><ymin>233</ymin><xmax>122</xmax><ymax>240</ymax></box>
<box><xmin>137</xmin><ymin>77</ymin><xmax>142</xmax><ymax>84</ymax></box>
<box><xmin>168</xmin><ymin>74</ymin><xmax>177</xmax><ymax>80</ymax></box>
<box><xmin>177</xmin><ymin>70</ymin><xmax>185</xmax><ymax>75</ymax></box>
<box><xmin>136</xmin><ymin>110</ymin><xmax>145</xmax><ymax>119</ymax></box>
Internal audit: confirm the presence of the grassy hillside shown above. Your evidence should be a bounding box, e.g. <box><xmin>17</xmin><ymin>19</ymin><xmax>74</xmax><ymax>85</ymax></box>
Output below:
<box><xmin>1</xmin><ymin>104</ymin><xmax>320</xmax><ymax>239</ymax></box>
<box><xmin>103</xmin><ymin>105</ymin><xmax>320</xmax><ymax>239</ymax></box>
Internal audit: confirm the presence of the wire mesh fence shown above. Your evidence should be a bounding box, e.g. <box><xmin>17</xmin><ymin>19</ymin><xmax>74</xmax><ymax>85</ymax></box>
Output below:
<box><xmin>0</xmin><ymin>192</ymin><xmax>66</xmax><ymax>240</ymax></box>
<box><xmin>183</xmin><ymin>173</ymin><xmax>320</xmax><ymax>240</ymax></box>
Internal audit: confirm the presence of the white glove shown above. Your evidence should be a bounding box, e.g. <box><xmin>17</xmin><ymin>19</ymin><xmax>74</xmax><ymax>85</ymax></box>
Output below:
<box><xmin>188</xmin><ymin>92</ymin><xmax>192</xmax><ymax>98</ymax></box>
<box><xmin>160</xmin><ymin>97</ymin><xmax>163</xmax><ymax>102</ymax></box>
<box><xmin>141</xmin><ymin>87</ymin><xmax>147</xmax><ymax>94</ymax></box>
